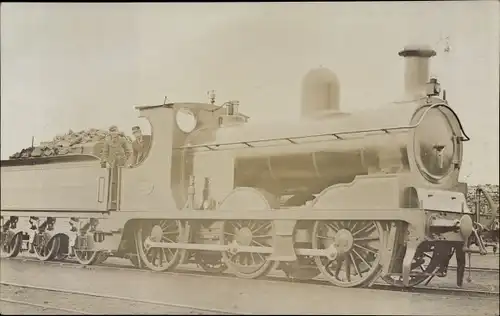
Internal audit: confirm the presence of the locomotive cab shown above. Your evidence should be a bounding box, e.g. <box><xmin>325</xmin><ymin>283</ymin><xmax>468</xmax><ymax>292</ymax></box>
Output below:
<box><xmin>118</xmin><ymin>101</ymin><xmax>248</xmax><ymax>212</ymax></box>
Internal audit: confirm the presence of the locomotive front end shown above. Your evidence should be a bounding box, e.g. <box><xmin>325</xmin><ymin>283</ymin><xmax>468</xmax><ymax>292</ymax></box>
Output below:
<box><xmin>381</xmin><ymin>46</ymin><xmax>479</xmax><ymax>288</ymax></box>
<box><xmin>409</xmin><ymin>103</ymin><xmax>465</xmax><ymax>185</ymax></box>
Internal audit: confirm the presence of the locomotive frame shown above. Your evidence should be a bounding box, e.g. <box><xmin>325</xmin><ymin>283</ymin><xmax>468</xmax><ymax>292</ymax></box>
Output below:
<box><xmin>1</xmin><ymin>45</ymin><xmax>496</xmax><ymax>289</ymax></box>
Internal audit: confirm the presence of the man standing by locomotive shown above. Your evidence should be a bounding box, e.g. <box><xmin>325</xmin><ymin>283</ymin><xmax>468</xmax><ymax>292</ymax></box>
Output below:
<box><xmin>100</xmin><ymin>125</ymin><xmax>131</xmax><ymax>209</ymax></box>
<box><xmin>100</xmin><ymin>125</ymin><xmax>132</xmax><ymax>168</ymax></box>
<box><xmin>130</xmin><ymin>125</ymin><xmax>151</xmax><ymax>165</ymax></box>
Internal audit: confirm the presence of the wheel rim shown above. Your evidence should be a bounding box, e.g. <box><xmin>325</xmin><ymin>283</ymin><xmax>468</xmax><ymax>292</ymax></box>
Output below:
<box><xmin>1</xmin><ymin>232</ymin><xmax>22</xmax><ymax>258</ymax></box>
<box><xmin>129</xmin><ymin>255</ymin><xmax>142</xmax><ymax>268</ymax></box>
<box><xmin>136</xmin><ymin>220</ymin><xmax>183</xmax><ymax>272</ymax></box>
<box><xmin>95</xmin><ymin>252</ymin><xmax>109</xmax><ymax>265</ymax></box>
<box><xmin>34</xmin><ymin>233</ymin><xmax>60</xmax><ymax>261</ymax></box>
<box><xmin>74</xmin><ymin>236</ymin><xmax>102</xmax><ymax>265</ymax></box>
<box><xmin>221</xmin><ymin>219</ymin><xmax>275</xmax><ymax>279</ymax></box>
<box><xmin>75</xmin><ymin>250</ymin><xmax>100</xmax><ymax>265</ymax></box>
<box><xmin>312</xmin><ymin>220</ymin><xmax>383</xmax><ymax>287</ymax></box>
<box><xmin>382</xmin><ymin>245</ymin><xmax>439</xmax><ymax>287</ymax></box>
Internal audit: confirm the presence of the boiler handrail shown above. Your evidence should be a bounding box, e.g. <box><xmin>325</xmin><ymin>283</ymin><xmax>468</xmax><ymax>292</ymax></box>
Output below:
<box><xmin>176</xmin><ymin>103</ymin><xmax>470</xmax><ymax>152</ymax></box>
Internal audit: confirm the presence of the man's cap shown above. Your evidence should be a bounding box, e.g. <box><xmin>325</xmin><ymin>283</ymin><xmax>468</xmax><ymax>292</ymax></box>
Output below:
<box><xmin>109</xmin><ymin>125</ymin><xmax>118</xmax><ymax>132</ymax></box>
<box><xmin>132</xmin><ymin>126</ymin><xmax>141</xmax><ymax>132</ymax></box>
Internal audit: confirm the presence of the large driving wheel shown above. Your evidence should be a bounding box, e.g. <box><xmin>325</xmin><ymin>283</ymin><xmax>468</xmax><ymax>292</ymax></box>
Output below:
<box><xmin>221</xmin><ymin>219</ymin><xmax>275</xmax><ymax>278</ymax></box>
<box><xmin>219</xmin><ymin>188</ymin><xmax>278</xmax><ymax>279</ymax></box>
<box><xmin>312</xmin><ymin>220</ymin><xmax>383</xmax><ymax>287</ymax></box>
<box><xmin>34</xmin><ymin>233</ymin><xmax>60</xmax><ymax>261</ymax></box>
<box><xmin>135</xmin><ymin>220</ymin><xmax>184</xmax><ymax>272</ymax></box>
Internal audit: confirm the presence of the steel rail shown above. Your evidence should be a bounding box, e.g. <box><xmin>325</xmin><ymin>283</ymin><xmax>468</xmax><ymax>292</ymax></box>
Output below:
<box><xmin>0</xmin><ymin>281</ymin><xmax>240</xmax><ymax>315</ymax></box>
<box><xmin>3</xmin><ymin>256</ymin><xmax>498</xmax><ymax>298</ymax></box>
<box><xmin>0</xmin><ymin>297</ymin><xmax>92</xmax><ymax>315</ymax></box>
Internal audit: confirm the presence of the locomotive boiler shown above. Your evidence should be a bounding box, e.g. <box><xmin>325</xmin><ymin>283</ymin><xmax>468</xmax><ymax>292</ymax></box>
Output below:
<box><xmin>1</xmin><ymin>45</ymin><xmax>492</xmax><ymax>289</ymax></box>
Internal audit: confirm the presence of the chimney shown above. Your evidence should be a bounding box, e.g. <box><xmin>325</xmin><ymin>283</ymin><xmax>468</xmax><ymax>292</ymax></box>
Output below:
<box><xmin>398</xmin><ymin>45</ymin><xmax>437</xmax><ymax>98</ymax></box>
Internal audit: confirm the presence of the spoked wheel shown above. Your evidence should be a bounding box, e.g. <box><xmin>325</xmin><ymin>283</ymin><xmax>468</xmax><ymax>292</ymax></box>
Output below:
<box><xmin>135</xmin><ymin>220</ymin><xmax>184</xmax><ymax>272</ymax></box>
<box><xmin>74</xmin><ymin>235</ymin><xmax>108</xmax><ymax>265</ymax></box>
<box><xmin>382</xmin><ymin>244</ymin><xmax>440</xmax><ymax>287</ymax></box>
<box><xmin>197</xmin><ymin>252</ymin><xmax>228</xmax><ymax>274</ymax></box>
<box><xmin>0</xmin><ymin>232</ymin><xmax>22</xmax><ymax>259</ymax></box>
<box><xmin>95</xmin><ymin>252</ymin><xmax>109</xmax><ymax>264</ymax></box>
<box><xmin>218</xmin><ymin>187</ymin><xmax>279</xmax><ymax>279</ymax></box>
<box><xmin>221</xmin><ymin>219</ymin><xmax>275</xmax><ymax>279</ymax></box>
<box><xmin>74</xmin><ymin>249</ymin><xmax>105</xmax><ymax>265</ymax></box>
<box><xmin>312</xmin><ymin>220</ymin><xmax>383</xmax><ymax>288</ymax></box>
<box><xmin>34</xmin><ymin>233</ymin><xmax>60</xmax><ymax>261</ymax></box>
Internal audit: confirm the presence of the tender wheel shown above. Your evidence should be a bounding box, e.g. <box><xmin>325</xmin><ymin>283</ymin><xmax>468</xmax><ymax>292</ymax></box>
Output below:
<box><xmin>74</xmin><ymin>235</ymin><xmax>109</xmax><ymax>265</ymax></box>
<box><xmin>382</xmin><ymin>244</ymin><xmax>440</xmax><ymax>287</ymax></box>
<box><xmin>74</xmin><ymin>249</ymin><xmax>104</xmax><ymax>265</ymax></box>
<box><xmin>95</xmin><ymin>252</ymin><xmax>109</xmax><ymax>264</ymax></box>
<box><xmin>34</xmin><ymin>233</ymin><xmax>60</xmax><ymax>261</ymax></box>
<box><xmin>1</xmin><ymin>232</ymin><xmax>22</xmax><ymax>259</ymax></box>
<box><xmin>135</xmin><ymin>220</ymin><xmax>184</xmax><ymax>272</ymax></box>
<box><xmin>312</xmin><ymin>220</ymin><xmax>383</xmax><ymax>288</ymax></box>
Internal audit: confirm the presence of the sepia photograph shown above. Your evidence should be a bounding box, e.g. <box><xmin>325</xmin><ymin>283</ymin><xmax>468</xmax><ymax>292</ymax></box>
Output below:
<box><xmin>1</xmin><ymin>1</ymin><xmax>499</xmax><ymax>315</ymax></box>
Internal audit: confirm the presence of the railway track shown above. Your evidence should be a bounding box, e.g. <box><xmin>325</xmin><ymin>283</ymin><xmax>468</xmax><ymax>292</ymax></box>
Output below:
<box><xmin>447</xmin><ymin>266</ymin><xmax>499</xmax><ymax>273</ymax></box>
<box><xmin>0</xmin><ymin>281</ymin><xmax>240</xmax><ymax>315</ymax></box>
<box><xmin>0</xmin><ymin>297</ymin><xmax>92</xmax><ymax>315</ymax></box>
<box><xmin>3</xmin><ymin>256</ymin><xmax>499</xmax><ymax>298</ymax></box>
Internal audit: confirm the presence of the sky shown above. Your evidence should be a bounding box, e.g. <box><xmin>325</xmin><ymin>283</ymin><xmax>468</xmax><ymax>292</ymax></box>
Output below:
<box><xmin>1</xmin><ymin>1</ymin><xmax>499</xmax><ymax>185</ymax></box>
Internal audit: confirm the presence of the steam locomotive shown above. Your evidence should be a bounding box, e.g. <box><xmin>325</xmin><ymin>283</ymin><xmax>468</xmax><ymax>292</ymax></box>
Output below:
<box><xmin>1</xmin><ymin>45</ymin><xmax>494</xmax><ymax>288</ymax></box>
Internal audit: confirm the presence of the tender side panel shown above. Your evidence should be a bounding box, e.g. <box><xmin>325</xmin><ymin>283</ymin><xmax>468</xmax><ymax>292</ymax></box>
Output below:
<box><xmin>1</xmin><ymin>161</ymin><xmax>110</xmax><ymax>212</ymax></box>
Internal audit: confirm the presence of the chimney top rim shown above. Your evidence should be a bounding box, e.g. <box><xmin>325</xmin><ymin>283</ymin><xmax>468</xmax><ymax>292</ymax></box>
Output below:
<box><xmin>398</xmin><ymin>45</ymin><xmax>437</xmax><ymax>58</ymax></box>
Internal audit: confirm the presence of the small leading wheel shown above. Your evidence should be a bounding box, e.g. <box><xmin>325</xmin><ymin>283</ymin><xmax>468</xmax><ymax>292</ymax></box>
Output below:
<box><xmin>1</xmin><ymin>232</ymin><xmax>22</xmax><ymax>259</ymax></box>
<box><xmin>129</xmin><ymin>255</ymin><xmax>142</xmax><ymax>268</ymax></box>
<box><xmin>220</xmin><ymin>219</ymin><xmax>275</xmax><ymax>279</ymax></box>
<box><xmin>34</xmin><ymin>233</ymin><xmax>60</xmax><ymax>261</ymax></box>
<box><xmin>135</xmin><ymin>220</ymin><xmax>184</xmax><ymax>272</ymax></box>
<box><xmin>382</xmin><ymin>244</ymin><xmax>440</xmax><ymax>287</ymax></box>
<box><xmin>312</xmin><ymin>220</ymin><xmax>383</xmax><ymax>288</ymax></box>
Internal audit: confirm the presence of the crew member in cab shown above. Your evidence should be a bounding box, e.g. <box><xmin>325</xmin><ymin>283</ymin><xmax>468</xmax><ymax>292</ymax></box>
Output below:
<box><xmin>101</xmin><ymin>125</ymin><xmax>131</xmax><ymax>168</ymax></box>
<box><xmin>130</xmin><ymin>125</ymin><xmax>151</xmax><ymax>165</ymax></box>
